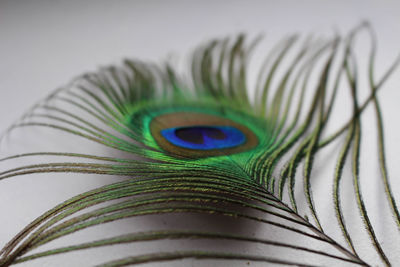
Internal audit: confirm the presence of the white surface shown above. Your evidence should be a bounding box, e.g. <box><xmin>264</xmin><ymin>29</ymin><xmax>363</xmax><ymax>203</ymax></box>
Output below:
<box><xmin>1</xmin><ymin>1</ymin><xmax>400</xmax><ymax>266</ymax></box>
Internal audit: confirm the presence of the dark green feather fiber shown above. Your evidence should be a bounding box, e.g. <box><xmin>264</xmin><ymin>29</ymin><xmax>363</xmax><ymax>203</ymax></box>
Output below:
<box><xmin>0</xmin><ymin>24</ymin><xmax>399</xmax><ymax>266</ymax></box>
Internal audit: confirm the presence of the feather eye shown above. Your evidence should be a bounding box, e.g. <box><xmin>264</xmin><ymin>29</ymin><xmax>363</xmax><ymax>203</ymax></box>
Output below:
<box><xmin>0</xmin><ymin>24</ymin><xmax>400</xmax><ymax>266</ymax></box>
<box><xmin>147</xmin><ymin>109</ymin><xmax>262</xmax><ymax>158</ymax></box>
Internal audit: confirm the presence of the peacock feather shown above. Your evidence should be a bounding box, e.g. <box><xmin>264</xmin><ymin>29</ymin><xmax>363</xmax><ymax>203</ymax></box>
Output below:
<box><xmin>0</xmin><ymin>23</ymin><xmax>399</xmax><ymax>266</ymax></box>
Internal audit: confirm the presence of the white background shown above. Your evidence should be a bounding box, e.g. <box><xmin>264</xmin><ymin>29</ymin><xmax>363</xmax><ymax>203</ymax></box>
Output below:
<box><xmin>1</xmin><ymin>1</ymin><xmax>400</xmax><ymax>266</ymax></box>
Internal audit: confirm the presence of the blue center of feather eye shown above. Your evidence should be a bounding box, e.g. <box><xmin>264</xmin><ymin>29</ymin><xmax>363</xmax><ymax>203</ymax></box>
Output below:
<box><xmin>160</xmin><ymin>126</ymin><xmax>246</xmax><ymax>150</ymax></box>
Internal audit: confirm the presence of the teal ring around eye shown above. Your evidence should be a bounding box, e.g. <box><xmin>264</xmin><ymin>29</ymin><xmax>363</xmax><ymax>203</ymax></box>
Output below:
<box><xmin>160</xmin><ymin>126</ymin><xmax>246</xmax><ymax>150</ymax></box>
